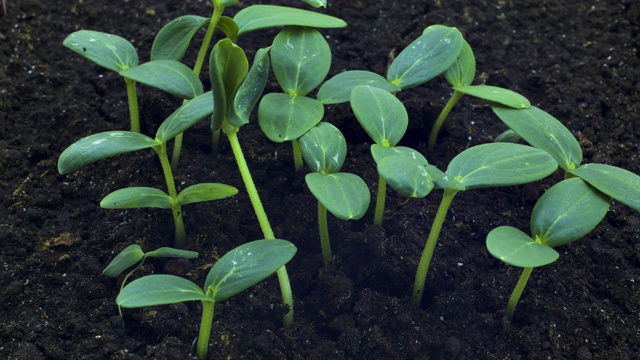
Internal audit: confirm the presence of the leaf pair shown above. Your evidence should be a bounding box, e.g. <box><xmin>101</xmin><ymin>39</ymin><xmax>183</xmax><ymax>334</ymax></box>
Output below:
<box><xmin>100</xmin><ymin>183</ymin><xmax>238</xmax><ymax>210</ymax></box>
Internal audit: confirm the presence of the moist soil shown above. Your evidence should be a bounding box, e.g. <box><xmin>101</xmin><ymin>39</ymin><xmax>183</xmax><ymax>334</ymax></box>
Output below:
<box><xmin>1</xmin><ymin>1</ymin><xmax>639</xmax><ymax>359</ymax></box>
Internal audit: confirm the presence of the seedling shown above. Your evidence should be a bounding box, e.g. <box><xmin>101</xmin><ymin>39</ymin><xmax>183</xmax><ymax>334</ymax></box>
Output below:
<box><xmin>299</xmin><ymin>122</ymin><xmax>370</xmax><ymax>266</ymax></box>
<box><xmin>259</xmin><ymin>26</ymin><xmax>332</xmax><ymax>170</ymax></box>
<box><xmin>350</xmin><ymin>85</ymin><xmax>408</xmax><ymax>225</ymax></box>
<box><xmin>377</xmin><ymin>142</ymin><xmax>558</xmax><ymax>306</ymax></box>
<box><xmin>57</xmin><ymin>90</ymin><xmax>237</xmax><ymax>249</ymax></box>
<box><xmin>117</xmin><ymin>239</ymin><xmax>297</xmax><ymax>360</ymax></box>
<box><xmin>486</xmin><ymin>178</ymin><xmax>610</xmax><ymax>321</ymax></box>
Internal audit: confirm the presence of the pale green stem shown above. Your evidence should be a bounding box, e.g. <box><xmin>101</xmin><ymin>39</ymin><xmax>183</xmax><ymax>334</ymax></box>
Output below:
<box><xmin>124</xmin><ymin>78</ymin><xmax>140</xmax><ymax>133</ymax></box>
<box><xmin>318</xmin><ymin>201</ymin><xmax>332</xmax><ymax>267</ymax></box>
<box><xmin>154</xmin><ymin>144</ymin><xmax>187</xmax><ymax>248</ymax></box>
<box><xmin>224</xmin><ymin>123</ymin><xmax>294</xmax><ymax>325</ymax></box>
<box><xmin>428</xmin><ymin>90</ymin><xmax>464</xmax><ymax>150</ymax></box>
<box><xmin>196</xmin><ymin>300</ymin><xmax>215</xmax><ymax>360</ymax></box>
<box><xmin>506</xmin><ymin>267</ymin><xmax>533</xmax><ymax>322</ymax></box>
<box><xmin>411</xmin><ymin>188</ymin><xmax>459</xmax><ymax>307</ymax></box>
<box><xmin>292</xmin><ymin>139</ymin><xmax>303</xmax><ymax>171</ymax></box>
<box><xmin>170</xmin><ymin>133</ymin><xmax>184</xmax><ymax>171</ymax></box>
<box><xmin>373</xmin><ymin>175</ymin><xmax>387</xmax><ymax>226</ymax></box>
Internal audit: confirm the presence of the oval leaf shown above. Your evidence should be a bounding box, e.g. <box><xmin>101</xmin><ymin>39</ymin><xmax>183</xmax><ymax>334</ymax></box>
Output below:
<box><xmin>177</xmin><ymin>183</ymin><xmax>238</xmax><ymax>206</ymax></box>
<box><xmin>210</xmin><ymin>39</ymin><xmax>249</xmax><ymax>130</ymax></box>
<box><xmin>146</xmin><ymin>247</ymin><xmax>199</xmax><ymax>259</ymax></box>
<box><xmin>205</xmin><ymin>239</ymin><xmax>297</xmax><ymax>302</ymax></box>
<box><xmin>156</xmin><ymin>91</ymin><xmax>214</xmax><ymax>144</ymax></box>
<box><xmin>305</xmin><ymin>172</ymin><xmax>370</xmax><ymax>220</ymax></box>
<box><xmin>258</xmin><ymin>93</ymin><xmax>324</xmax><ymax>142</ymax></box>
<box><xmin>234</xmin><ymin>5</ymin><xmax>346</xmax><ymax>36</ymax></box>
<box><xmin>117</xmin><ymin>275</ymin><xmax>209</xmax><ymax>308</ymax></box>
<box><xmin>569</xmin><ymin>163</ymin><xmax>640</xmax><ymax>213</ymax></box>
<box><xmin>486</xmin><ymin>226</ymin><xmax>559</xmax><ymax>268</ymax></box>
<box><xmin>531</xmin><ymin>177</ymin><xmax>610</xmax><ymax>248</ymax></box>
<box><xmin>302</xmin><ymin>0</ymin><xmax>326</xmax><ymax>8</ymax></box>
<box><xmin>58</xmin><ymin>131</ymin><xmax>158</xmax><ymax>174</ymax></box>
<box><xmin>387</xmin><ymin>25</ymin><xmax>463</xmax><ymax>89</ymax></box>
<box><xmin>351</xmin><ymin>85</ymin><xmax>408</xmax><ymax>146</ymax></box>
<box><xmin>120</xmin><ymin>60</ymin><xmax>203</xmax><ymax>99</ymax></box>
<box><xmin>443</xmin><ymin>39</ymin><xmax>476</xmax><ymax>87</ymax></box>
<box><xmin>63</xmin><ymin>30</ymin><xmax>139</xmax><ymax>72</ymax></box>
<box><xmin>447</xmin><ymin>143</ymin><xmax>557</xmax><ymax>190</ymax></box>
<box><xmin>491</xmin><ymin>105</ymin><xmax>582</xmax><ymax>170</ymax></box>
<box><xmin>455</xmin><ymin>85</ymin><xmax>530</xmax><ymax>109</ymax></box>
<box><xmin>102</xmin><ymin>244</ymin><xmax>145</xmax><ymax>277</ymax></box>
<box><xmin>216</xmin><ymin>16</ymin><xmax>239</xmax><ymax>43</ymax></box>
<box><xmin>299</xmin><ymin>122</ymin><xmax>346</xmax><ymax>173</ymax></box>
<box><xmin>100</xmin><ymin>187</ymin><xmax>173</xmax><ymax>209</ymax></box>
<box><xmin>151</xmin><ymin>15</ymin><xmax>210</xmax><ymax>61</ymax></box>
<box><xmin>377</xmin><ymin>154</ymin><xmax>434</xmax><ymax>198</ymax></box>
<box><xmin>318</xmin><ymin>70</ymin><xmax>401</xmax><ymax>105</ymax></box>
<box><xmin>271</xmin><ymin>26</ymin><xmax>331</xmax><ymax>97</ymax></box>
<box><xmin>227</xmin><ymin>47</ymin><xmax>270</xmax><ymax>128</ymax></box>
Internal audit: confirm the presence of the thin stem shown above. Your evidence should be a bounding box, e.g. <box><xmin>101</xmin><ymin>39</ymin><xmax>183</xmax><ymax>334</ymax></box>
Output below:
<box><xmin>318</xmin><ymin>201</ymin><xmax>332</xmax><ymax>267</ymax></box>
<box><xmin>411</xmin><ymin>188</ymin><xmax>459</xmax><ymax>307</ymax></box>
<box><xmin>170</xmin><ymin>132</ymin><xmax>184</xmax><ymax>171</ymax></box>
<box><xmin>155</xmin><ymin>144</ymin><xmax>187</xmax><ymax>248</ymax></box>
<box><xmin>506</xmin><ymin>267</ymin><xmax>533</xmax><ymax>322</ymax></box>
<box><xmin>224</xmin><ymin>123</ymin><xmax>294</xmax><ymax>325</ymax></box>
<box><xmin>124</xmin><ymin>78</ymin><xmax>140</xmax><ymax>133</ymax></box>
<box><xmin>428</xmin><ymin>90</ymin><xmax>464</xmax><ymax>150</ymax></box>
<box><xmin>196</xmin><ymin>300</ymin><xmax>215</xmax><ymax>360</ymax></box>
<box><xmin>292</xmin><ymin>139</ymin><xmax>303</xmax><ymax>171</ymax></box>
<box><xmin>373</xmin><ymin>175</ymin><xmax>387</xmax><ymax>226</ymax></box>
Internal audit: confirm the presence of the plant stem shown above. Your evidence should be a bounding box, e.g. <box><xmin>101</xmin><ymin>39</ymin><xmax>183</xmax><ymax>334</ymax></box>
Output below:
<box><xmin>155</xmin><ymin>144</ymin><xmax>187</xmax><ymax>248</ymax></box>
<box><xmin>224</xmin><ymin>123</ymin><xmax>294</xmax><ymax>325</ymax></box>
<box><xmin>292</xmin><ymin>139</ymin><xmax>303</xmax><ymax>171</ymax></box>
<box><xmin>124</xmin><ymin>78</ymin><xmax>140</xmax><ymax>133</ymax></box>
<box><xmin>411</xmin><ymin>188</ymin><xmax>458</xmax><ymax>307</ymax></box>
<box><xmin>318</xmin><ymin>201</ymin><xmax>332</xmax><ymax>266</ymax></box>
<box><xmin>506</xmin><ymin>267</ymin><xmax>533</xmax><ymax>322</ymax></box>
<box><xmin>428</xmin><ymin>90</ymin><xmax>464</xmax><ymax>150</ymax></box>
<box><xmin>196</xmin><ymin>300</ymin><xmax>215</xmax><ymax>360</ymax></box>
<box><xmin>373</xmin><ymin>175</ymin><xmax>387</xmax><ymax>226</ymax></box>
<box><xmin>170</xmin><ymin>133</ymin><xmax>183</xmax><ymax>171</ymax></box>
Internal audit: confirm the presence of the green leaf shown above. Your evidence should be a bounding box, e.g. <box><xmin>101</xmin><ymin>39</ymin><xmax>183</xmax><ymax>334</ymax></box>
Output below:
<box><xmin>156</xmin><ymin>91</ymin><xmax>214</xmax><ymax>144</ymax></box>
<box><xmin>258</xmin><ymin>93</ymin><xmax>324</xmax><ymax>142</ymax></box>
<box><xmin>177</xmin><ymin>183</ymin><xmax>238</xmax><ymax>206</ymax></box>
<box><xmin>299</xmin><ymin>122</ymin><xmax>346</xmax><ymax>173</ymax></box>
<box><xmin>205</xmin><ymin>239</ymin><xmax>297</xmax><ymax>302</ymax></box>
<box><xmin>58</xmin><ymin>131</ymin><xmax>158</xmax><ymax>174</ymax></box>
<box><xmin>377</xmin><ymin>152</ymin><xmax>434</xmax><ymax>198</ymax></box>
<box><xmin>217</xmin><ymin>16</ymin><xmax>240</xmax><ymax>43</ymax></box>
<box><xmin>569</xmin><ymin>163</ymin><xmax>640</xmax><ymax>213</ymax></box>
<box><xmin>351</xmin><ymin>85</ymin><xmax>408</xmax><ymax>147</ymax></box>
<box><xmin>210</xmin><ymin>39</ymin><xmax>249</xmax><ymax>131</ymax></box>
<box><xmin>447</xmin><ymin>143</ymin><xmax>557</xmax><ymax>190</ymax></box>
<box><xmin>234</xmin><ymin>5</ymin><xmax>346</xmax><ymax>36</ymax></box>
<box><xmin>305</xmin><ymin>172</ymin><xmax>370</xmax><ymax>220</ymax></box>
<box><xmin>302</xmin><ymin>0</ymin><xmax>326</xmax><ymax>8</ymax></box>
<box><xmin>494</xmin><ymin>129</ymin><xmax>522</xmax><ymax>143</ymax></box>
<box><xmin>455</xmin><ymin>85</ymin><xmax>530</xmax><ymax>109</ymax></box>
<box><xmin>100</xmin><ymin>187</ymin><xmax>174</xmax><ymax>209</ymax></box>
<box><xmin>532</xmin><ymin>178</ymin><xmax>610</xmax><ymax>248</ymax></box>
<box><xmin>486</xmin><ymin>226</ymin><xmax>559</xmax><ymax>268</ymax></box>
<box><xmin>145</xmin><ymin>247</ymin><xmax>199</xmax><ymax>259</ymax></box>
<box><xmin>117</xmin><ymin>275</ymin><xmax>210</xmax><ymax>308</ymax></box>
<box><xmin>120</xmin><ymin>60</ymin><xmax>203</xmax><ymax>99</ymax></box>
<box><xmin>271</xmin><ymin>26</ymin><xmax>331</xmax><ymax>97</ymax></box>
<box><xmin>443</xmin><ymin>39</ymin><xmax>475</xmax><ymax>87</ymax></box>
<box><xmin>387</xmin><ymin>25</ymin><xmax>463</xmax><ymax>89</ymax></box>
<box><xmin>63</xmin><ymin>30</ymin><xmax>139</xmax><ymax>72</ymax></box>
<box><xmin>151</xmin><ymin>15</ymin><xmax>210</xmax><ymax>61</ymax></box>
<box><xmin>215</xmin><ymin>0</ymin><xmax>239</xmax><ymax>6</ymax></box>
<box><xmin>491</xmin><ymin>105</ymin><xmax>582</xmax><ymax>170</ymax></box>
<box><xmin>102</xmin><ymin>244</ymin><xmax>145</xmax><ymax>277</ymax></box>
<box><xmin>318</xmin><ymin>70</ymin><xmax>401</xmax><ymax>105</ymax></box>
<box><xmin>227</xmin><ymin>47</ymin><xmax>270</xmax><ymax>128</ymax></box>
<box><xmin>370</xmin><ymin>144</ymin><xmax>425</xmax><ymax>164</ymax></box>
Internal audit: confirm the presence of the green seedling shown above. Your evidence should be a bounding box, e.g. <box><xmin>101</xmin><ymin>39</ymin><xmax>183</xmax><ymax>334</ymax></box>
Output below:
<box><xmin>317</xmin><ymin>25</ymin><xmax>463</xmax><ymax>104</ymax></box>
<box><xmin>377</xmin><ymin>143</ymin><xmax>558</xmax><ymax>306</ymax></box>
<box><xmin>259</xmin><ymin>26</ymin><xmax>332</xmax><ymax>170</ymax></box>
<box><xmin>102</xmin><ymin>244</ymin><xmax>199</xmax><ymax>315</ymax></box>
<box><xmin>117</xmin><ymin>239</ymin><xmax>297</xmax><ymax>360</ymax></box>
<box><xmin>428</xmin><ymin>39</ymin><xmax>530</xmax><ymax>150</ymax></box>
<box><xmin>486</xmin><ymin>178</ymin><xmax>610</xmax><ymax>321</ymax></box>
<box><xmin>299</xmin><ymin>122</ymin><xmax>370</xmax><ymax>266</ymax></box>
<box><xmin>350</xmin><ymin>85</ymin><xmax>408</xmax><ymax>226</ymax></box>
<box><xmin>57</xmin><ymin>90</ymin><xmax>237</xmax><ymax>249</ymax></box>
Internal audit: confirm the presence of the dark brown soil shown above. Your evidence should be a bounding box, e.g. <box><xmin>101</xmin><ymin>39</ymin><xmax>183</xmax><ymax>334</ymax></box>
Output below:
<box><xmin>1</xmin><ymin>1</ymin><xmax>639</xmax><ymax>359</ymax></box>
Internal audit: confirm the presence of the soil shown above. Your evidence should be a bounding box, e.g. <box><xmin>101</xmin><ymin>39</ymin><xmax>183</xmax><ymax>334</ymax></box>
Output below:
<box><xmin>1</xmin><ymin>1</ymin><xmax>639</xmax><ymax>359</ymax></box>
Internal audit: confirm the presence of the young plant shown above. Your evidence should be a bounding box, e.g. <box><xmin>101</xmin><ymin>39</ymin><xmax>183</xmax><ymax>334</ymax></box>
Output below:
<box><xmin>117</xmin><ymin>239</ymin><xmax>296</xmax><ymax>360</ymax></box>
<box><xmin>350</xmin><ymin>85</ymin><xmax>408</xmax><ymax>226</ymax></box>
<box><xmin>377</xmin><ymin>142</ymin><xmax>558</xmax><ymax>306</ymax></box>
<box><xmin>258</xmin><ymin>26</ymin><xmax>332</xmax><ymax>170</ymax></box>
<box><xmin>57</xmin><ymin>90</ymin><xmax>237</xmax><ymax>249</ymax></box>
<box><xmin>486</xmin><ymin>178</ymin><xmax>610</xmax><ymax>321</ymax></box>
<box><xmin>299</xmin><ymin>122</ymin><xmax>370</xmax><ymax>266</ymax></box>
